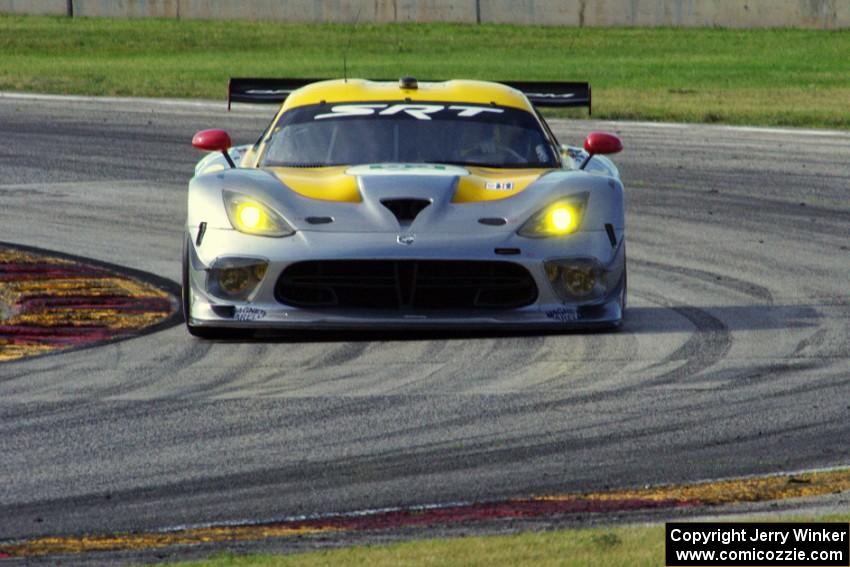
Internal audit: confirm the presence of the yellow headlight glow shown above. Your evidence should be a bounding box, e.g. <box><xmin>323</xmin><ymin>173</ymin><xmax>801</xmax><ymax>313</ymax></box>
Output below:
<box><xmin>222</xmin><ymin>190</ymin><xmax>295</xmax><ymax>237</ymax></box>
<box><xmin>237</xmin><ymin>203</ymin><xmax>263</xmax><ymax>230</ymax></box>
<box><xmin>548</xmin><ymin>206</ymin><xmax>575</xmax><ymax>234</ymax></box>
<box><xmin>518</xmin><ymin>194</ymin><xmax>588</xmax><ymax>238</ymax></box>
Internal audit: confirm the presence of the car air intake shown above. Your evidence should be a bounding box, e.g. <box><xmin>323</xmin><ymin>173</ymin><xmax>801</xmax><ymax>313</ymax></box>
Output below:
<box><xmin>276</xmin><ymin>260</ymin><xmax>537</xmax><ymax>311</ymax></box>
<box><xmin>381</xmin><ymin>199</ymin><xmax>431</xmax><ymax>223</ymax></box>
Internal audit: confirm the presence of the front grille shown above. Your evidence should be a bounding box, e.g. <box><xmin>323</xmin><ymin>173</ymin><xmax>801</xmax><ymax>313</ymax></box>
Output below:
<box><xmin>276</xmin><ymin>260</ymin><xmax>538</xmax><ymax>311</ymax></box>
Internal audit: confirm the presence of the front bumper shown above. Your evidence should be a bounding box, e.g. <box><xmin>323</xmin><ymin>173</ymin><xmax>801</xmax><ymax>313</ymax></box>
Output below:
<box><xmin>185</xmin><ymin>227</ymin><xmax>626</xmax><ymax>330</ymax></box>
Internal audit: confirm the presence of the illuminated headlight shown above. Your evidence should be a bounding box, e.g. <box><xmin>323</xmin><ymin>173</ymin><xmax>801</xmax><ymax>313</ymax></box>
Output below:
<box><xmin>518</xmin><ymin>193</ymin><xmax>588</xmax><ymax>238</ymax></box>
<box><xmin>223</xmin><ymin>190</ymin><xmax>294</xmax><ymax>237</ymax></box>
<box><xmin>545</xmin><ymin>258</ymin><xmax>622</xmax><ymax>302</ymax></box>
<box><xmin>208</xmin><ymin>258</ymin><xmax>268</xmax><ymax>301</ymax></box>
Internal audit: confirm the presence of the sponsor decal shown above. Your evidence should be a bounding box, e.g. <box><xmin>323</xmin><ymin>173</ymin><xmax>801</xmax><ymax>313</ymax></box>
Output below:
<box><xmin>315</xmin><ymin>104</ymin><xmax>504</xmax><ymax>121</ymax></box>
<box><xmin>245</xmin><ymin>89</ymin><xmax>295</xmax><ymax>95</ymax></box>
<box><xmin>485</xmin><ymin>181</ymin><xmax>514</xmax><ymax>191</ymax></box>
<box><xmin>397</xmin><ymin>234</ymin><xmax>416</xmax><ymax>246</ymax></box>
<box><xmin>526</xmin><ymin>92</ymin><xmax>575</xmax><ymax>99</ymax></box>
<box><xmin>545</xmin><ymin>307</ymin><xmax>579</xmax><ymax>322</ymax></box>
<box><xmin>234</xmin><ymin>306</ymin><xmax>266</xmax><ymax>321</ymax></box>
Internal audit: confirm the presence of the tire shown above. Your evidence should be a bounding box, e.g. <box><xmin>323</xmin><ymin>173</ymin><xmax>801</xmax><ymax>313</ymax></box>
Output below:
<box><xmin>182</xmin><ymin>237</ymin><xmax>251</xmax><ymax>340</ymax></box>
<box><xmin>602</xmin><ymin>244</ymin><xmax>627</xmax><ymax>332</ymax></box>
<box><xmin>621</xmin><ymin>243</ymin><xmax>627</xmax><ymax>311</ymax></box>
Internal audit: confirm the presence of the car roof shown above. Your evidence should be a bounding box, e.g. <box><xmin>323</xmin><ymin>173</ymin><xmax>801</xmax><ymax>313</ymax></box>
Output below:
<box><xmin>280</xmin><ymin>79</ymin><xmax>535</xmax><ymax>113</ymax></box>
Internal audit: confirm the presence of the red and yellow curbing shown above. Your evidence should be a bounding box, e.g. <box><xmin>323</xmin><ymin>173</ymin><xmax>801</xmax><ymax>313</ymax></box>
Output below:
<box><xmin>1</xmin><ymin>468</ymin><xmax>848</xmax><ymax>558</ymax></box>
<box><xmin>0</xmin><ymin>245</ymin><xmax>177</xmax><ymax>362</ymax></box>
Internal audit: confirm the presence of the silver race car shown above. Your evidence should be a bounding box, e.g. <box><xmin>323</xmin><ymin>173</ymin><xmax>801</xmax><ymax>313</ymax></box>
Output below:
<box><xmin>184</xmin><ymin>77</ymin><xmax>625</xmax><ymax>337</ymax></box>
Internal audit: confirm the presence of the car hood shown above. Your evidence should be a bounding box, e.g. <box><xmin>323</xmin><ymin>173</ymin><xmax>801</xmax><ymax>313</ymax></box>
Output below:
<box><xmin>189</xmin><ymin>162</ymin><xmax>616</xmax><ymax>234</ymax></box>
<box><xmin>264</xmin><ymin>163</ymin><xmax>568</xmax><ymax>233</ymax></box>
<box><xmin>267</xmin><ymin>164</ymin><xmax>549</xmax><ymax>204</ymax></box>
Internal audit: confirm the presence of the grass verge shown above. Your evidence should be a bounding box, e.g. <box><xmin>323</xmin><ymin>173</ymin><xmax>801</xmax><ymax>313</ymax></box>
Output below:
<box><xmin>1</xmin><ymin>15</ymin><xmax>849</xmax><ymax>128</ymax></box>
<box><xmin>170</xmin><ymin>513</ymin><xmax>850</xmax><ymax>567</ymax></box>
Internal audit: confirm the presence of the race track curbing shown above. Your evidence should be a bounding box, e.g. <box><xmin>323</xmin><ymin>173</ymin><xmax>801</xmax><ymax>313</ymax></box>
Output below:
<box><xmin>1</xmin><ymin>468</ymin><xmax>847</xmax><ymax>559</ymax></box>
<box><xmin>0</xmin><ymin>243</ymin><xmax>180</xmax><ymax>363</ymax></box>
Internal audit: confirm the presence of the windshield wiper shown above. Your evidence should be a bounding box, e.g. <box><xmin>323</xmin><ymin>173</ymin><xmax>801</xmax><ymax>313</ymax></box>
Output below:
<box><xmin>266</xmin><ymin>162</ymin><xmax>344</xmax><ymax>168</ymax></box>
<box><xmin>424</xmin><ymin>160</ymin><xmax>505</xmax><ymax>168</ymax></box>
<box><xmin>424</xmin><ymin>160</ymin><xmax>550</xmax><ymax>169</ymax></box>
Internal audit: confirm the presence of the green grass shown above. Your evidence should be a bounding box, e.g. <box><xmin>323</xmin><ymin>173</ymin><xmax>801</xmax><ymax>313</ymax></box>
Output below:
<box><xmin>167</xmin><ymin>513</ymin><xmax>850</xmax><ymax>567</ymax></box>
<box><xmin>1</xmin><ymin>15</ymin><xmax>850</xmax><ymax>127</ymax></box>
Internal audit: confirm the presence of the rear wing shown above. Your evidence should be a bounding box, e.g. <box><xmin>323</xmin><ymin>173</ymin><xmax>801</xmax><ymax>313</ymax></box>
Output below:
<box><xmin>501</xmin><ymin>81</ymin><xmax>591</xmax><ymax>113</ymax></box>
<box><xmin>228</xmin><ymin>78</ymin><xmax>324</xmax><ymax>110</ymax></box>
<box><xmin>228</xmin><ymin>78</ymin><xmax>591</xmax><ymax>114</ymax></box>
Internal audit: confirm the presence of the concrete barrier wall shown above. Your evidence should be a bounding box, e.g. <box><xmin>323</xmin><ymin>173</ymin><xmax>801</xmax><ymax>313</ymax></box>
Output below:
<box><xmin>482</xmin><ymin>0</ymin><xmax>850</xmax><ymax>28</ymax></box>
<box><xmin>3</xmin><ymin>0</ymin><xmax>849</xmax><ymax>28</ymax></box>
<box><xmin>172</xmin><ymin>0</ymin><xmax>475</xmax><ymax>23</ymax></box>
<box><xmin>0</xmin><ymin>0</ymin><xmax>67</xmax><ymax>16</ymax></box>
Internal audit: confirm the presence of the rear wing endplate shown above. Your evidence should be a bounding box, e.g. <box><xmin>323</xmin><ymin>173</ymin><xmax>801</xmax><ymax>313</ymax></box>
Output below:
<box><xmin>228</xmin><ymin>78</ymin><xmax>591</xmax><ymax>114</ymax></box>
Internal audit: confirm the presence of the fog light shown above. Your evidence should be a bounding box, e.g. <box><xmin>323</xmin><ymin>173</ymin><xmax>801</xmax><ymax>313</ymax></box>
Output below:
<box><xmin>545</xmin><ymin>258</ymin><xmax>606</xmax><ymax>302</ymax></box>
<box><xmin>562</xmin><ymin>264</ymin><xmax>596</xmax><ymax>296</ymax></box>
<box><xmin>208</xmin><ymin>258</ymin><xmax>268</xmax><ymax>301</ymax></box>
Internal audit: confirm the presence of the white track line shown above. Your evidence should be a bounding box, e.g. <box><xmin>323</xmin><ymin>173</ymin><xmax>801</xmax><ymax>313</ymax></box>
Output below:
<box><xmin>585</xmin><ymin>119</ymin><xmax>850</xmax><ymax>138</ymax></box>
<box><xmin>152</xmin><ymin>464</ymin><xmax>850</xmax><ymax>535</ymax></box>
<box><xmin>0</xmin><ymin>91</ymin><xmax>224</xmax><ymax>109</ymax></box>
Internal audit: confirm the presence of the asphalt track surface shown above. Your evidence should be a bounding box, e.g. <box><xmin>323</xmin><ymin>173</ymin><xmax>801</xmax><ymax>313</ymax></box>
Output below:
<box><xmin>1</xmin><ymin>95</ymin><xmax>848</xmax><ymax>546</ymax></box>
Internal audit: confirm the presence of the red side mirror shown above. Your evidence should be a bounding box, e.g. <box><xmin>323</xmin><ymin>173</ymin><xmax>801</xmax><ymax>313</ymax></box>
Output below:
<box><xmin>583</xmin><ymin>132</ymin><xmax>623</xmax><ymax>156</ymax></box>
<box><xmin>192</xmin><ymin>129</ymin><xmax>232</xmax><ymax>152</ymax></box>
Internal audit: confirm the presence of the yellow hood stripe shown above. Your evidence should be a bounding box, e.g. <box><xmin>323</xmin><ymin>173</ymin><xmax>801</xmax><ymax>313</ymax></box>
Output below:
<box><xmin>453</xmin><ymin>167</ymin><xmax>548</xmax><ymax>203</ymax></box>
<box><xmin>270</xmin><ymin>165</ymin><xmax>550</xmax><ymax>204</ymax></box>
<box><xmin>269</xmin><ymin>166</ymin><xmax>361</xmax><ymax>203</ymax></box>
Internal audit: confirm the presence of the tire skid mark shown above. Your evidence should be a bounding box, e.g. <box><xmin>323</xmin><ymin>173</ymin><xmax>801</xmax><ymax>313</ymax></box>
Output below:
<box><xmin>633</xmin><ymin>188</ymin><xmax>850</xmax><ymax>224</ymax></box>
<box><xmin>305</xmin><ymin>341</ymin><xmax>372</xmax><ymax>371</ymax></box>
<box><xmin>633</xmin><ymin>258</ymin><xmax>774</xmax><ymax>304</ymax></box>
<box><xmin>2</xmin><ymin>469</ymin><xmax>847</xmax><ymax>559</ymax></box>
<box><xmin>0</xmin><ymin>412</ymin><xmax>727</xmax><ymax>521</ymax></box>
<box><xmin>685</xmin><ymin>360</ymin><xmax>825</xmax><ymax>389</ymax></box>
<box><xmin>645</xmin><ymin>302</ymin><xmax>732</xmax><ymax>384</ymax></box>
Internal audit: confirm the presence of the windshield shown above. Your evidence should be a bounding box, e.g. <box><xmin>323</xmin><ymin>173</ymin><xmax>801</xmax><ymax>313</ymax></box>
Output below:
<box><xmin>259</xmin><ymin>102</ymin><xmax>559</xmax><ymax>168</ymax></box>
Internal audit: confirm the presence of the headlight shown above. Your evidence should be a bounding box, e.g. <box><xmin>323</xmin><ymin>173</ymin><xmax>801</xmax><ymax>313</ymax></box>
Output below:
<box><xmin>223</xmin><ymin>190</ymin><xmax>294</xmax><ymax>237</ymax></box>
<box><xmin>518</xmin><ymin>193</ymin><xmax>588</xmax><ymax>238</ymax></box>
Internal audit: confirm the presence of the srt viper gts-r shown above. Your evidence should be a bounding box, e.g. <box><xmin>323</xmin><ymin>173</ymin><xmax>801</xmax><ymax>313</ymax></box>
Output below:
<box><xmin>184</xmin><ymin>77</ymin><xmax>625</xmax><ymax>337</ymax></box>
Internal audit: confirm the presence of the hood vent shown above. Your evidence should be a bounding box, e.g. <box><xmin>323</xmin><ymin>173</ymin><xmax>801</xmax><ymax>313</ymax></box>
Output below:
<box><xmin>381</xmin><ymin>198</ymin><xmax>431</xmax><ymax>224</ymax></box>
